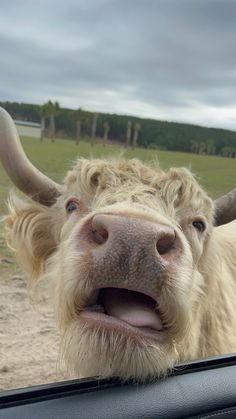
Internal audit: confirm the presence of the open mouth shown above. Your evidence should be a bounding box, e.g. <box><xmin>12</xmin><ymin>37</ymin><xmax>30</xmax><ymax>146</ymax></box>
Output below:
<box><xmin>79</xmin><ymin>288</ymin><xmax>166</xmax><ymax>342</ymax></box>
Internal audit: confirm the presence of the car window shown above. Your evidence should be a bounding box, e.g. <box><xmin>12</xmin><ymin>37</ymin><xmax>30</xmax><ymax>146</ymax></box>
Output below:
<box><xmin>1</xmin><ymin>0</ymin><xmax>236</xmax><ymax>391</ymax></box>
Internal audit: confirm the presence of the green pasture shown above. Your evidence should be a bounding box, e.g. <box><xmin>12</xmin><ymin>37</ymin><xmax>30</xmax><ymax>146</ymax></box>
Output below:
<box><xmin>0</xmin><ymin>136</ymin><xmax>236</xmax><ymax>216</ymax></box>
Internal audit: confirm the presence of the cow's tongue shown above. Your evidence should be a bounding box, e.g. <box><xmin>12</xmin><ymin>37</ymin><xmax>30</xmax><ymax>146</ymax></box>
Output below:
<box><xmin>99</xmin><ymin>288</ymin><xmax>163</xmax><ymax>331</ymax></box>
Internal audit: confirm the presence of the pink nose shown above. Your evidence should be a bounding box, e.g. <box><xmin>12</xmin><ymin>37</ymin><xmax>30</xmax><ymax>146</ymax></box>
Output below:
<box><xmin>90</xmin><ymin>214</ymin><xmax>177</xmax><ymax>259</ymax></box>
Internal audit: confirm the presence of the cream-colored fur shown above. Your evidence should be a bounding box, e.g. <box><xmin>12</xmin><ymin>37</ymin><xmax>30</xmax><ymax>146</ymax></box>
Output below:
<box><xmin>5</xmin><ymin>158</ymin><xmax>236</xmax><ymax>381</ymax></box>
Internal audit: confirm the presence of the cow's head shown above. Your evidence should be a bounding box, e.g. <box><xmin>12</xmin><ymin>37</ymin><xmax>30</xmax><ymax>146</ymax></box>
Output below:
<box><xmin>1</xmin><ymin>108</ymin><xmax>236</xmax><ymax>381</ymax></box>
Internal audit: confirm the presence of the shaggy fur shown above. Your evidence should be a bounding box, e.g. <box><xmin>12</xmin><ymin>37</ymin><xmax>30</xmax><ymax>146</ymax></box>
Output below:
<box><xmin>5</xmin><ymin>158</ymin><xmax>236</xmax><ymax>382</ymax></box>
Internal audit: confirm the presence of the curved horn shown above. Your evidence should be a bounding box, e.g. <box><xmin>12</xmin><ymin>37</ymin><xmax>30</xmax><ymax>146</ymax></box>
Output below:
<box><xmin>214</xmin><ymin>188</ymin><xmax>236</xmax><ymax>226</ymax></box>
<box><xmin>0</xmin><ymin>107</ymin><xmax>60</xmax><ymax>206</ymax></box>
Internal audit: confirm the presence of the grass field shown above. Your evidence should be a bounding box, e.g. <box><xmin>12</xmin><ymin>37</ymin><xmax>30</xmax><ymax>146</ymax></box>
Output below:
<box><xmin>0</xmin><ymin>136</ymin><xmax>236</xmax><ymax>215</ymax></box>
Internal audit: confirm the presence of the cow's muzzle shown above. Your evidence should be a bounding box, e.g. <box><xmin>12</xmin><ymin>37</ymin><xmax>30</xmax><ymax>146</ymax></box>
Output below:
<box><xmin>78</xmin><ymin>213</ymin><xmax>182</xmax><ymax>294</ymax></box>
<box><xmin>76</xmin><ymin>213</ymin><xmax>184</xmax><ymax>341</ymax></box>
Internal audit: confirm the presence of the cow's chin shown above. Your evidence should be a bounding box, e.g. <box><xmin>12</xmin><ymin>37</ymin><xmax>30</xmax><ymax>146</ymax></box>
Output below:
<box><xmin>59</xmin><ymin>289</ymin><xmax>185</xmax><ymax>382</ymax></box>
<box><xmin>57</xmin><ymin>283</ymin><xmax>191</xmax><ymax>382</ymax></box>
<box><xmin>60</xmin><ymin>319</ymin><xmax>178</xmax><ymax>382</ymax></box>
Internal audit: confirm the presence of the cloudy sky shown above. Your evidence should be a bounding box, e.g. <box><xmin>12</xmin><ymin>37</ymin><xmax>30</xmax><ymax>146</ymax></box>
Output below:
<box><xmin>1</xmin><ymin>0</ymin><xmax>236</xmax><ymax>130</ymax></box>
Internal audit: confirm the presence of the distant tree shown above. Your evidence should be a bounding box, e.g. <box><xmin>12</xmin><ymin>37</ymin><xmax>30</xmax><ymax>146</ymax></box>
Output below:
<box><xmin>41</xmin><ymin>101</ymin><xmax>51</xmax><ymax>142</ymax></box>
<box><xmin>40</xmin><ymin>114</ymin><xmax>46</xmax><ymax>142</ymax></box>
<box><xmin>221</xmin><ymin>147</ymin><xmax>228</xmax><ymax>157</ymax></box>
<box><xmin>50</xmin><ymin>101</ymin><xmax>60</xmax><ymax>142</ymax></box>
<box><xmin>3</xmin><ymin>100</ymin><xmax>236</xmax><ymax>155</ymax></box>
<box><xmin>41</xmin><ymin>100</ymin><xmax>60</xmax><ymax>142</ymax></box>
<box><xmin>76</xmin><ymin>120</ymin><xmax>81</xmax><ymax>145</ymax></box>
<box><xmin>74</xmin><ymin>108</ymin><xmax>83</xmax><ymax>145</ymax></box>
<box><xmin>206</xmin><ymin>139</ymin><xmax>215</xmax><ymax>155</ymax></box>
<box><xmin>132</xmin><ymin>122</ymin><xmax>141</xmax><ymax>149</ymax></box>
<box><xmin>222</xmin><ymin>147</ymin><xmax>236</xmax><ymax>158</ymax></box>
<box><xmin>126</xmin><ymin>121</ymin><xmax>132</xmax><ymax>147</ymax></box>
<box><xmin>103</xmin><ymin>122</ymin><xmax>110</xmax><ymax>147</ymax></box>
<box><xmin>190</xmin><ymin>140</ymin><xmax>199</xmax><ymax>153</ymax></box>
<box><xmin>198</xmin><ymin>141</ymin><xmax>206</xmax><ymax>154</ymax></box>
<box><xmin>91</xmin><ymin>113</ymin><xmax>98</xmax><ymax>147</ymax></box>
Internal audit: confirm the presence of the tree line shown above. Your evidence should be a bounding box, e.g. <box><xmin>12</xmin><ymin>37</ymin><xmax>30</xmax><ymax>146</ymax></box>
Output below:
<box><xmin>1</xmin><ymin>100</ymin><xmax>236</xmax><ymax>156</ymax></box>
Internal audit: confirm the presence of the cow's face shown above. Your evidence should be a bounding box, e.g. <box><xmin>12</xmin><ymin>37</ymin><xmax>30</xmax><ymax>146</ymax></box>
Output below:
<box><xmin>1</xmin><ymin>108</ymin><xmax>234</xmax><ymax>382</ymax></box>
<box><xmin>42</xmin><ymin>159</ymin><xmax>213</xmax><ymax>381</ymax></box>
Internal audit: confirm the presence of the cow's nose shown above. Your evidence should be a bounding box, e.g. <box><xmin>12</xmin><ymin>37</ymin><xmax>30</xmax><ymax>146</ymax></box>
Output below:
<box><xmin>90</xmin><ymin>214</ymin><xmax>176</xmax><ymax>259</ymax></box>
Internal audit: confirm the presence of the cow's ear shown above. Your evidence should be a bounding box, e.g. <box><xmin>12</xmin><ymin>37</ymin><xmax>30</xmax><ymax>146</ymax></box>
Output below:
<box><xmin>5</xmin><ymin>194</ymin><xmax>57</xmax><ymax>283</ymax></box>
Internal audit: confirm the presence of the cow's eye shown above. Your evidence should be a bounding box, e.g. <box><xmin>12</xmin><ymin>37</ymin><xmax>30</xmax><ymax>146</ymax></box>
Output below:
<box><xmin>66</xmin><ymin>200</ymin><xmax>79</xmax><ymax>213</ymax></box>
<box><xmin>192</xmin><ymin>220</ymin><xmax>206</xmax><ymax>233</ymax></box>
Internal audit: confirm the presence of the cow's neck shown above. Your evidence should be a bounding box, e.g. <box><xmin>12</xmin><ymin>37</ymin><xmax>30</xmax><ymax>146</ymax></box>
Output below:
<box><xmin>179</xmin><ymin>221</ymin><xmax>236</xmax><ymax>363</ymax></box>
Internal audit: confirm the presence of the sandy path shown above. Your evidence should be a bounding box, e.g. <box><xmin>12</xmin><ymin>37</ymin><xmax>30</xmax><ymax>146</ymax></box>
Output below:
<box><xmin>0</xmin><ymin>264</ymin><xmax>69</xmax><ymax>390</ymax></box>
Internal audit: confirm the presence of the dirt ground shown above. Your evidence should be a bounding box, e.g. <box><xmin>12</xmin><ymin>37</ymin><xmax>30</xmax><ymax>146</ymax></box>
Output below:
<box><xmin>0</xmin><ymin>231</ymin><xmax>71</xmax><ymax>391</ymax></box>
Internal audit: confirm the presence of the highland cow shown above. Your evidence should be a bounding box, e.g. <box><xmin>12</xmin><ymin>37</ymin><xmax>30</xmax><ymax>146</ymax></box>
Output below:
<box><xmin>1</xmin><ymin>107</ymin><xmax>236</xmax><ymax>382</ymax></box>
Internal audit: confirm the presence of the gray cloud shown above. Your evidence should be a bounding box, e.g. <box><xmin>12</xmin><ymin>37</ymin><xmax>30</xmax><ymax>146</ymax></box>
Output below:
<box><xmin>1</xmin><ymin>0</ymin><xmax>236</xmax><ymax>129</ymax></box>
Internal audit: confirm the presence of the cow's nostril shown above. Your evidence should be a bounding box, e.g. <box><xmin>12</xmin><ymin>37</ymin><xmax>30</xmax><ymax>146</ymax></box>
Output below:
<box><xmin>156</xmin><ymin>232</ymin><xmax>176</xmax><ymax>256</ymax></box>
<box><xmin>91</xmin><ymin>215</ymin><xmax>110</xmax><ymax>245</ymax></box>
<box><xmin>91</xmin><ymin>227</ymin><xmax>108</xmax><ymax>245</ymax></box>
